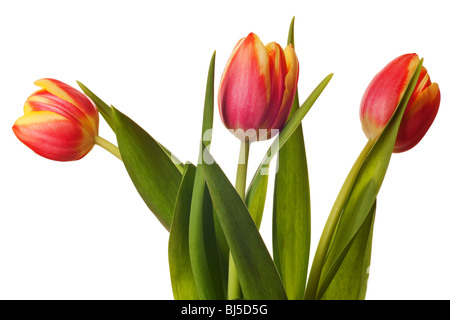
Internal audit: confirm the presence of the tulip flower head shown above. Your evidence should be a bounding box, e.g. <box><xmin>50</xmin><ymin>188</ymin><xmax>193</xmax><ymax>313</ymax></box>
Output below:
<box><xmin>218</xmin><ymin>33</ymin><xmax>299</xmax><ymax>142</ymax></box>
<box><xmin>13</xmin><ymin>79</ymin><xmax>99</xmax><ymax>161</ymax></box>
<box><xmin>360</xmin><ymin>53</ymin><xmax>440</xmax><ymax>153</ymax></box>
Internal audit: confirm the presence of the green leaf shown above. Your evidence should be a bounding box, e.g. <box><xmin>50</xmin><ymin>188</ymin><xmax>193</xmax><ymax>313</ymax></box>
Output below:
<box><xmin>189</xmin><ymin>167</ymin><xmax>226</xmax><ymax>300</ymax></box>
<box><xmin>201</xmin><ymin>145</ymin><xmax>287</xmax><ymax>300</ymax></box>
<box><xmin>188</xmin><ymin>52</ymin><xmax>227</xmax><ymax>300</ymax></box>
<box><xmin>112</xmin><ymin>107</ymin><xmax>182</xmax><ymax>231</ymax></box>
<box><xmin>272</xmin><ymin>16</ymin><xmax>311</xmax><ymax>300</ymax></box>
<box><xmin>321</xmin><ymin>200</ymin><xmax>376</xmax><ymax>300</ymax></box>
<box><xmin>244</xmin><ymin>173</ymin><xmax>268</xmax><ymax>229</ymax></box>
<box><xmin>168</xmin><ymin>163</ymin><xmax>199</xmax><ymax>300</ymax></box>
<box><xmin>304</xmin><ymin>137</ymin><xmax>375</xmax><ymax>300</ymax></box>
<box><xmin>309</xmin><ymin>59</ymin><xmax>424</xmax><ymax>300</ymax></box>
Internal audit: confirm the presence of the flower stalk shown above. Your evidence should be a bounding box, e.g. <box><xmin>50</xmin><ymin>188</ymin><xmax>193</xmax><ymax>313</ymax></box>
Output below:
<box><xmin>228</xmin><ymin>139</ymin><xmax>250</xmax><ymax>300</ymax></box>
<box><xmin>94</xmin><ymin>135</ymin><xmax>122</xmax><ymax>161</ymax></box>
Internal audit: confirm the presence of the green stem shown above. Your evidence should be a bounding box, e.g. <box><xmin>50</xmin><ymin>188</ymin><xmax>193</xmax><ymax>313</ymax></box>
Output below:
<box><xmin>94</xmin><ymin>135</ymin><xmax>122</xmax><ymax>161</ymax></box>
<box><xmin>227</xmin><ymin>139</ymin><xmax>250</xmax><ymax>300</ymax></box>
<box><xmin>304</xmin><ymin>138</ymin><xmax>375</xmax><ymax>300</ymax></box>
<box><xmin>235</xmin><ymin>140</ymin><xmax>250</xmax><ymax>199</ymax></box>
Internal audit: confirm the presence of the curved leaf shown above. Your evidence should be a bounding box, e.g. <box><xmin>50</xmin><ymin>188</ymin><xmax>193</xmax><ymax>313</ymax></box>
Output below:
<box><xmin>272</xmin><ymin>16</ymin><xmax>311</xmax><ymax>300</ymax></box>
<box><xmin>202</xmin><ymin>145</ymin><xmax>287</xmax><ymax>300</ymax></box>
<box><xmin>112</xmin><ymin>107</ymin><xmax>182</xmax><ymax>230</ymax></box>
<box><xmin>188</xmin><ymin>52</ymin><xmax>227</xmax><ymax>299</ymax></box>
<box><xmin>245</xmin><ymin>172</ymin><xmax>268</xmax><ymax>229</ymax></box>
<box><xmin>321</xmin><ymin>200</ymin><xmax>376</xmax><ymax>300</ymax></box>
<box><xmin>168</xmin><ymin>163</ymin><xmax>199</xmax><ymax>300</ymax></box>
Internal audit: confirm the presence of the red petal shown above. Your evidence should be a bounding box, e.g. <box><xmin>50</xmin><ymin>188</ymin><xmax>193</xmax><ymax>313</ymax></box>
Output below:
<box><xmin>360</xmin><ymin>53</ymin><xmax>419</xmax><ymax>140</ymax></box>
<box><xmin>34</xmin><ymin>78</ymin><xmax>99</xmax><ymax>134</ymax></box>
<box><xmin>269</xmin><ymin>44</ymin><xmax>299</xmax><ymax>131</ymax></box>
<box><xmin>394</xmin><ymin>82</ymin><xmax>440</xmax><ymax>153</ymax></box>
<box><xmin>218</xmin><ymin>33</ymin><xmax>271</xmax><ymax>140</ymax></box>
<box><xmin>13</xmin><ymin>111</ymin><xmax>95</xmax><ymax>161</ymax></box>
<box><xmin>263</xmin><ymin>42</ymin><xmax>288</xmax><ymax>130</ymax></box>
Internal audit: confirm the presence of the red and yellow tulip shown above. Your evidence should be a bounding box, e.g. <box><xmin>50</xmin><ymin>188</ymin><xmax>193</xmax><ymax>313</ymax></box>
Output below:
<box><xmin>13</xmin><ymin>78</ymin><xmax>99</xmax><ymax>161</ymax></box>
<box><xmin>218</xmin><ymin>33</ymin><xmax>299</xmax><ymax>142</ymax></box>
<box><xmin>360</xmin><ymin>53</ymin><xmax>440</xmax><ymax>153</ymax></box>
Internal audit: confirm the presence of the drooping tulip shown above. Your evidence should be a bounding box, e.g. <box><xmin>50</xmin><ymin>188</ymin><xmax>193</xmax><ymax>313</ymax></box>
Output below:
<box><xmin>360</xmin><ymin>53</ymin><xmax>440</xmax><ymax>153</ymax></box>
<box><xmin>218</xmin><ymin>32</ymin><xmax>299</xmax><ymax>142</ymax></box>
<box><xmin>13</xmin><ymin>78</ymin><xmax>99</xmax><ymax>161</ymax></box>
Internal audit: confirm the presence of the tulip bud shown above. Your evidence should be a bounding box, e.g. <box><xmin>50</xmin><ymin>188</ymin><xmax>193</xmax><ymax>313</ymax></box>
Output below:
<box><xmin>13</xmin><ymin>78</ymin><xmax>99</xmax><ymax>161</ymax></box>
<box><xmin>360</xmin><ymin>53</ymin><xmax>440</xmax><ymax>153</ymax></box>
<box><xmin>218</xmin><ymin>33</ymin><xmax>299</xmax><ymax>142</ymax></box>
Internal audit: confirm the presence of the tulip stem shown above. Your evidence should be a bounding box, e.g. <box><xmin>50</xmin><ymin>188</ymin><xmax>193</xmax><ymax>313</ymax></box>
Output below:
<box><xmin>94</xmin><ymin>135</ymin><xmax>122</xmax><ymax>161</ymax></box>
<box><xmin>228</xmin><ymin>139</ymin><xmax>250</xmax><ymax>300</ymax></box>
<box><xmin>235</xmin><ymin>140</ymin><xmax>250</xmax><ymax>198</ymax></box>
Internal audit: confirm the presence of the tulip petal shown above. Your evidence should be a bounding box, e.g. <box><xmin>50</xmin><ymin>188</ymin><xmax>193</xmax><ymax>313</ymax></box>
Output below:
<box><xmin>24</xmin><ymin>89</ymin><xmax>98</xmax><ymax>136</ymax></box>
<box><xmin>360</xmin><ymin>53</ymin><xmax>419</xmax><ymax>140</ymax></box>
<box><xmin>270</xmin><ymin>44</ymin><xmax>299</xmax><ymax>131</ymax></box>
<box><xmin>394</xmin><ymin>82</ymin><xmax>440</xmax><ymax>152</ymax></box>
<box><xmin>34</xmin><ymin>78</ymin><xmax>99</xmax><ymax>133</ymax></box>
<box><xmin>406</xmin><ymin>67</ymin><xmax>431</xmax><ymax>113</ymax></box>
<box><xmin>218</xmin><ymin>33</ymin><xmax>271</xmax><ymax>140</ymax></box>
<box><xmin>13</xmin><ymin>111</ymin><xmax>94</xmax><ymax>161</ymax></box>
<box><xmin>263</xmin><ymin>42</ymin><xmax>288</xmax><ymax>129</ymax></box>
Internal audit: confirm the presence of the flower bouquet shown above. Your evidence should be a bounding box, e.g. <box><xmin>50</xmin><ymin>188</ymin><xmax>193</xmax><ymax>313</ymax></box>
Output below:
<box><xmin>12</xmin><ymin>17</ymin><xmax>440</xmax><ymax>300</ymax></box>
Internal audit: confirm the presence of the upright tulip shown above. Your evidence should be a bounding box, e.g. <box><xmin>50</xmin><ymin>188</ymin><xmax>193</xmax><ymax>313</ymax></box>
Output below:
<box><xmin>218</xmin><ymin>32</ymin><xmax>300</xmax><ymax>299</ymax></box>
<box><xmin>13</xmin><ymin>78</ymin><xmax>100</xmax><ymax>161</ymax></box>
<box><xmin>218</xmin><ymin>33</ymin><xmax>299</xmax><ymax>142</ymax></box>
<box><xmin>360</xmin><ymin>53</ymin><xmax>440</xmax><ymax>153</ymax></box>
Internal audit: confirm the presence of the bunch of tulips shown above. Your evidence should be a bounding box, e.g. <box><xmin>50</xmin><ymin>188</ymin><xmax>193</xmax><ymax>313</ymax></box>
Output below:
<box><xmin>12</xmin><ymin>18</ymin><xmax>440</xmax><ymax>300</ymax></box>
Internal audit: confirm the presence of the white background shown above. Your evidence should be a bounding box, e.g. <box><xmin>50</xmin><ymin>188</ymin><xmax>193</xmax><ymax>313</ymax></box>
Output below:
<box><xmin>1</xmin><ymin>0</ymin><xmax>449</xmax><ymax>300</ymax></box>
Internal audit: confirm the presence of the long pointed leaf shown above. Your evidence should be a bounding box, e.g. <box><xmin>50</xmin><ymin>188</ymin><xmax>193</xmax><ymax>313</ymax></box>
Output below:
<box><xmin>202</xmin><ymin>145</ymin><xmax>287</xmax><ymax>300</ymax></box>
<box><xmin>272</xmin><ymin>16</ymin><xmax>311</xmax><ymax>300</ymax></box>
<box><xmin>168</xmin><ymin>163</ymin><xmax>199</xmax><ymax>300</ymax></box>
<box><xmin>244</xmin><ymin>173</ymin><xmax>268</xmax><ymax>229</ymax></box>
<box><xmin>188</xmin><ymin>52</ymin><xmax>226</xmax><ymax>299</ymax></box>
<box><xmin>321</xmin><ymin>200</ymin><xmax>376</xmax><ymax>300</ymax></box>
<box><xmin>112</xmin><ymin>107</ymin><xmax>182</xmax><ymax>230</ymax></box>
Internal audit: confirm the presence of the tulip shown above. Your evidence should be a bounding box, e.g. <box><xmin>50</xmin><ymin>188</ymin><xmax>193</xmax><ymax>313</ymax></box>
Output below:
<box><xmin>13</xmin><ymin>78</ymin><xmax>100</xmax><ymax>161</ymax></box>
<box><xmin>218</xmin><ymin>32</ymin><xmax>299</xmax><ymax>142</ymax></box>
<box><xmin>360</xmin><ymin>53</ymin><xmax>440</xmax><ymax>153</ymax></box>
<box><xmin>218</xmin><ymin>32</ymin><xmax>299</xmax><ymax>299</ymax></box>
